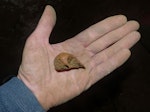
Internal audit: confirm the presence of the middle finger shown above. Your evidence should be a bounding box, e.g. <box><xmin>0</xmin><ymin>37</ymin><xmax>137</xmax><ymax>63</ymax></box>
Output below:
<box><xmin>90</xmin><ymin>31</ymin><xmax>140</xmax><ymax>67</ymax></box>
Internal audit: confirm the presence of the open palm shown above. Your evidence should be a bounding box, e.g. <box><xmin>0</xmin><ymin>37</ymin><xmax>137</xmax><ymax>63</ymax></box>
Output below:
<box><xmin>17</xmin><ymin>6</ymin><xmax>140</xmax><ymax>110</ymax></box>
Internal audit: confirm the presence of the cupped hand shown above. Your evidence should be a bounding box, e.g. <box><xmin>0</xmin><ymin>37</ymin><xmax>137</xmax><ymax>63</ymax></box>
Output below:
<box><xmin>17</xmin><ymin>5</ymin><xmax>140</xmax><ymax>110</ymax></box>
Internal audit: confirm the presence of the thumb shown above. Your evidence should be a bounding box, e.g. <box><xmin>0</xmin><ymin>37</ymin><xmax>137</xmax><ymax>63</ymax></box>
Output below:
<box><xmin>29</xmin><ymin>5</ymin><xmax>56</xmax><ymax>43</ymax></box>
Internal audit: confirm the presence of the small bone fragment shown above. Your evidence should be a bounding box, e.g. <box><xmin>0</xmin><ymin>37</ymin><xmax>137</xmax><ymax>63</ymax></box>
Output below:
<box><xmin>54</xmin><ymin>52</ymin><xmax>85</xmax><ymax>72</ymax></box>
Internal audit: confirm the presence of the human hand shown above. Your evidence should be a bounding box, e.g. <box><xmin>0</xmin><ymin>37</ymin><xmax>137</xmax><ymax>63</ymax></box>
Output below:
<box><xmin>17</xmin><ymin>5</ymin><xmax>140</xmax><ymax>110</ymax></box>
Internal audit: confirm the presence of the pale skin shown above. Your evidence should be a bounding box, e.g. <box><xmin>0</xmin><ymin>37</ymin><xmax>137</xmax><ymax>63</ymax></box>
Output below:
<box><xmin>17</xmin><ymin>5</ymin><xmax>140</xmax><ymax>111</ymax></box>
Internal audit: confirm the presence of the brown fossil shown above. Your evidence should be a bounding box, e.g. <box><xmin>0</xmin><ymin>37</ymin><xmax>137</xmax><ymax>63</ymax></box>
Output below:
<box><xmin>54</xmin><ymin>52</ymin><xmax>85</xmax><ymax>72</ymax></box>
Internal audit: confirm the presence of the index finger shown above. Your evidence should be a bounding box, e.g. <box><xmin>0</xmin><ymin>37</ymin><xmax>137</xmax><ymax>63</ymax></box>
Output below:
<box><xmin>73</xmin><ymin>15</ymin><xmax>127</xmax><ymax>47</ymax></box>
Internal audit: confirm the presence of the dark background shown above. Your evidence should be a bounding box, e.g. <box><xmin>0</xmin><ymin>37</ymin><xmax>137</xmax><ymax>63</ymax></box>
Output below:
<box><xmin>0</xmin><ymin>0</ymin><xmax>150</xmax><ymax>112</ymax></box>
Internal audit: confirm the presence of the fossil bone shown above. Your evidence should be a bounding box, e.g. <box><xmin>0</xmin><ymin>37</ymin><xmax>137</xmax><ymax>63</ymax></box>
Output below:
<box><xmin>54</xmin><ymin>52</ymin><xmax>85</xmax><ymax>72</ymax></box>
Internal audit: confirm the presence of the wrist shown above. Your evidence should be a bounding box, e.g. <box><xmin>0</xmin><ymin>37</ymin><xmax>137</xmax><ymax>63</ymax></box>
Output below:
<box><xmin>17</xmin><ymin>75</ymin><xmax>50</xmax><ymax>111</ymax></box>
<box><xmin>0</xmin><ymin>77</ymin><xmax>45</xmax><ymax>112</ymax></box>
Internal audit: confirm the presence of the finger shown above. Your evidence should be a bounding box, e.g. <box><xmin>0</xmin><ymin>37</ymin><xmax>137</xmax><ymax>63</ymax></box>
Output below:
<box><xmin>73</xmin><ymin>15</ymin><xmax>127</xmax><ymax>47</ymax></box>
<box><xmin>30</xmin><ymin>5</ymin><xmax>56</xmax><ymax>42</ymax></box>
<box><xmin>111</xmin><ymin>31</ymin><xmax>141</xmax><ymax>51</ymax></box>
<box><xmin>88</xmin><ymin>49</ymin><xmax>131</xmax><ymax>87</ymax></box>
<box><xmin>90</xmin><ymin>31</ymin><xmax>140</xmax><ymax>67</ymax></box>
<box><xmin>87</xmin><ymin>20</ymin><xmax>140</xmax><ymax>53</ymax></box>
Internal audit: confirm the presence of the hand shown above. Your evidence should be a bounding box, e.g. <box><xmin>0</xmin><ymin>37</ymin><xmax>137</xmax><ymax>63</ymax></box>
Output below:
<box><xmin>17</xmin><ymin>5</ymin><xmax>140</xmax><ymax>110</ymax></box>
